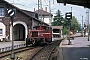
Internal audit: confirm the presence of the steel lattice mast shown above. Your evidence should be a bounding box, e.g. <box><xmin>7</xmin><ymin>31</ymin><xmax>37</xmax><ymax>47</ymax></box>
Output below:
<box><xmin>38</xmin><ymin>0</ymin><xmax>43</xmax><ymax>25</ymax></box>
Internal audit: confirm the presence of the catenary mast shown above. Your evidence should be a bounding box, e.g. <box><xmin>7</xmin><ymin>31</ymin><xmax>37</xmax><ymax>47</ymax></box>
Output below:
<box><xmin>38</xmin><ymin>0</ymin><xmax>43</xmax><ymax>25</ymax></box>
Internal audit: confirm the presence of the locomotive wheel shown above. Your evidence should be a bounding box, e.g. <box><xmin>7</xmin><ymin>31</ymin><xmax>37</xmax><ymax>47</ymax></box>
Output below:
<box><xmin>31</xmin><ymin>38</ymin><xmax>36</xmax><ymax>46</ymax></box>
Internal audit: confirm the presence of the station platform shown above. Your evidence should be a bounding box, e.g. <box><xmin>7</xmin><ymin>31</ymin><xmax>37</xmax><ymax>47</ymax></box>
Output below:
<box><xmin>0</xmin><ymin>41</ymin><xmax>25</xmax><ymax>48</ymax></box>
<box><xmin>57</xmin><ymin>37</ymin><xmax>90</xmax><ymax>60</ymax></box>
<box><xmin>60</xmin><ymin>37</ymin><xmax>90</xmax><ymax>47</ymax></box>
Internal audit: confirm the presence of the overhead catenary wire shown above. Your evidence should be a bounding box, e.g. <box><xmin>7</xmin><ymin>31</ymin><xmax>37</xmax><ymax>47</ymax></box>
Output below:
<box><xmin>6</xmin><ymin>0</ymin><xmax>57</xmax><ymax>10</ymax></box>
<box><xmin>13</xmin><ymin>0</ymin><xmax>14</xmax><ymax>4</ymax></box>
<box><xmin>6</xmin><ymin>0</ymin><xmax>58</xmax><ymax>14</ymax></box>
<box><xmin>44</xmin><ymin>0</ymin><xmax>48</xmax><ymax>6</ymax></box>
<box><xmin>5</xmin><ymin>0</ymin><xmax>37</xmax><ymax>8</ymax></box>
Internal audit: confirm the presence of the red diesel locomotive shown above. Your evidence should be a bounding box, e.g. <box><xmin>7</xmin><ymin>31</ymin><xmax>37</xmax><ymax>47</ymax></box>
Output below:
<box><xmin>26</xmin><ymin>25</ymin><xmax>52</xmax><ymax>46</ymax></box>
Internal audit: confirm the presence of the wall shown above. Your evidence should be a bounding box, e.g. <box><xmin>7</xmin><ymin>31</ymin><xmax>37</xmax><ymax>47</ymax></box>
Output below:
<box><xmin>0</xmin><ymin>22</ymin><xmax>5</xmax><ymax>40</ymax></box>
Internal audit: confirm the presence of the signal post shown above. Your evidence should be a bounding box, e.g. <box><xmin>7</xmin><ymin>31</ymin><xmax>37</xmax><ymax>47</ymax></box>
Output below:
<box><xmin>6</xmin><ymin>8</ymin><xmax>16</xmax><ymax>60</ymax></box>
<box><xmin>65</xmin><ymin>12</ymin><xmax>72</xmax><ymax>45</ymax></box>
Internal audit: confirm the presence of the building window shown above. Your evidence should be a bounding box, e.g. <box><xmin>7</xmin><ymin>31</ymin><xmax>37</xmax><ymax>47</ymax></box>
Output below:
<box><xmin>0</xmin><ymin>7</ymin><xmax>4</xmax><ymax>17</ymax></box>
<box><xmin>0</xmin><ymin>29</ymin><xmax>2</xmax><ymax>34</ymax></box>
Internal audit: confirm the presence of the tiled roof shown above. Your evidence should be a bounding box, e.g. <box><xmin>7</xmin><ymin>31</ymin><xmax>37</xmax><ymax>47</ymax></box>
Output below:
<box><xmin>35</xmin><ymin>9</ymin><xmax>53</xmax><ymax>16</ymax></box>
<box><xmin>52</xmin><ymin>26</ymin><xmax>62</xmax><ymax>29</ymax></box>
<box><xmin>1</xmin><ymin>0</ymin><xmax>49</xmax><ymax>26</ymax></box>
<box><xmin>22</xmin><ymin>10</ymin><xmax>38</xmax><ymax>19</ymax></box>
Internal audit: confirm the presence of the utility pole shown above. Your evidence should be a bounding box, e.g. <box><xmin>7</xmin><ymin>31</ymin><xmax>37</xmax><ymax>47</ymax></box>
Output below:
<box><xmin>38</xmin><ymin>0</ymin><xmax>40</xmax><ymax>19</ymax></box>
<box><xmin>82</xmin><ymin>15</ymin><xmax>83</xmax><ymax>37</ymax></box>
<box><xmin>71</xmin><ymin>7</ymin><xmax>72</xmax><ymax>26</ymax></box>
<box><xmin>53</xmin><ymin>0</ymin><xmax>54</xmax><ymax>4</ymax></box>
<box><xmin>88</xmin><ymin>9</ymin><xmax>89</xmax><ymax>41</ymax></box>
<box><xmin>38</xmin><ymin>0</ymin><xmax>43</xmax><ymax>25</ymax></box>
<box><xmin>49</xmin><ymin>1</ymin><xmax>51</xmax><ymax>26</ymax></box>
<box><xmin>71</xmin><ymin>7</ymin><xmax>72</xmax><ymax>12</ymax></box>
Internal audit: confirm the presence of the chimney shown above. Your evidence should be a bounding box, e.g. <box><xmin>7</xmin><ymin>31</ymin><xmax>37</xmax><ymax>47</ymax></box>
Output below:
<box><xmin>45</xmin><ymin>7</ymin><xmax>47</xmax><ymax>12</ymax></box>
<box><xmin>34</xmin><ymin>8</ymin><xmax>35</xmax><ymax>12</ymax></box>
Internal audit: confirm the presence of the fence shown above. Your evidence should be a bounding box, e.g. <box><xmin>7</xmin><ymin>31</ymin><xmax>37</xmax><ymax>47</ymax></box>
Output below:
<box><xmin>0</xmin><ymin>44</ymin><xmax>26</xmax><ymax>53</ymax></box>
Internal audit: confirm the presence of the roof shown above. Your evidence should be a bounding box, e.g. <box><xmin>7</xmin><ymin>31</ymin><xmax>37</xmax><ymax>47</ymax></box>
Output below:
<box><xmin>33</xmin><ymin>25</ymin><xmax>50</xmax><ymax>28</ymax></box>
<box><xmin>1</xmin><ymin>0</ymin><xmax>49</xmax><ymax>26</ymax></box>
<box><xmin>22</xmin><ymin>10</ymin><xmax>38</xmax><ymax>19</ymax></box>
<box><xmin>1</xmin><ymin>0</ymin><xmax>34</xmax><ymax>18</ymax></box>
<box><xmin>52</xmin><ymin>26</ymin><xmax>62</xmax><ymax>29</ymax></box>
<box><xmin>35</xmin><ymin>9</ymin><xmax>53</xmax><ymax>16</ymax></box>
<box><xmin>22</xmin><ymin>10</ymin><xmax>50</xmax><ymax>26</ymax></box>
<box><xmin>57</xmin><ymin>0</ymin><xmax>90</xmax><ymax>8</ymax></box>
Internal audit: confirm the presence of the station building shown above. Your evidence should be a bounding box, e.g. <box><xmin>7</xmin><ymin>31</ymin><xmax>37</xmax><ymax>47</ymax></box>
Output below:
<box><xmin>52</xmin><ymin>26</ymin><xmax>62</xmax><ymax>38</ymax></box>
<box><xmin>0</xmin><ymin>0</ymin><xmax>49</xmax><ymax>41</ymax></box>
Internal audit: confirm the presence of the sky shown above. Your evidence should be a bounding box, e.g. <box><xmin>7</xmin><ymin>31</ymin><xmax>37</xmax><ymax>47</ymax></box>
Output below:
<box><xmin>5</xmin><ymin>0</ymin><xmax>88</xmax><ymax>25</ymax></box>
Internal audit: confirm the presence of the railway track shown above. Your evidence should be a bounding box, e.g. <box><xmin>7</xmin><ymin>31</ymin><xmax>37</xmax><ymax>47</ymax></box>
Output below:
<box><xmin>0</xmin><ymin>39</ymin><xmax>63</xmax><ymax>60</ymax></box>
<box><xmin>28</xmin><ymin>40</ymin><xmax>62</xmax><ymax>60</ymax></box>
<box><xmin>0</xmin><ymin>47</ymin><xmax>32</xmax><ymax>58</ymax></box>
<box><xmin>0</xmin><ymin>46</ymin><xmax>43</xmax><ymax>60</ymax></box>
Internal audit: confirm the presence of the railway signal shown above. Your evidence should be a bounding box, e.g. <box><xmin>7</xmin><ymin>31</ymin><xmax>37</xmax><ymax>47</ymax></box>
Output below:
<box><xmin>65</xmin><ymin>12</ymin><xmax>72</xmax><ymax>20</ymax></box>
<box><xmin>65</xmin><ymin>12</ymin><xmax>72</xmax><ymax>45</ymax></box>
<box><xmin>6</xmin><ymin>8</ymin><xmax>16</xmax><ymax>60</ymax></box>
<box><xmin>6</xmin><ymin>8</ymin><xmax>16</xmax><ymax>17</ymax></box>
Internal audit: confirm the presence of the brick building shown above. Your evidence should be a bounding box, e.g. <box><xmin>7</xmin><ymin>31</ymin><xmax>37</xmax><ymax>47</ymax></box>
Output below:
<box><xmin>0</xmin><ymin>0</ymin><xmax>48</xmax><ymax>41</ymax></box>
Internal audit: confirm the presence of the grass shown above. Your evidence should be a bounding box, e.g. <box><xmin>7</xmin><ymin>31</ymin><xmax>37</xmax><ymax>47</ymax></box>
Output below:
<box><xmin>16</xmin><ymin>52</ymin><xmax>26</xmax><ymax>58</ymax></box>
<box><xmin>56</xmin><ymin>46</ymin><xmax>59</xmax><ymax>50</ymax></box>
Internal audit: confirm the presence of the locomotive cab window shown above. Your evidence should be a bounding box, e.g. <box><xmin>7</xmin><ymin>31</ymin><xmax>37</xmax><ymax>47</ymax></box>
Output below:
<box><xmin>33</xmin><ymin>27</ymin><xmax>38</xmax><ymax>30</ymax></box>
<box><xmin>45</xmin><ymin>27</ymin><xmax>48</xmax><ymax>32</ymax></box>
<box><xmin>43</xmin><ymin>26</ymin><xmax>48</xmax><ymax>32</ymax></box>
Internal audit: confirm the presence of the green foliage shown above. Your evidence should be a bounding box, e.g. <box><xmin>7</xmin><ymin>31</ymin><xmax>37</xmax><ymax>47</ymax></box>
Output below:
<box><xmin>71</xmin><ymin>16</ymin><xmax>80</xmax><ymax>32</ymax></box>
<box><xmin>62</xmin><ymin>27</ymin><xmax>69</xmax><ymax>35</ymax></box>
<box><xmin>52</xmin><ymin>9</ymin><xmax>80</xmax><ymax>35</ymax></box>
<box><xmin>52</xmin><ymin>9</ymin><xmax>63</xmax><ymax>26</ymax></box>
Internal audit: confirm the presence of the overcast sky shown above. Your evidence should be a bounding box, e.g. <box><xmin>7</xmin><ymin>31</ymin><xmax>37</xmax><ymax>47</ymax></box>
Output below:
<box><xmin>5</xmin><ymin>0</ymin><xmax>88</xmax><ymax>25</ymax></box>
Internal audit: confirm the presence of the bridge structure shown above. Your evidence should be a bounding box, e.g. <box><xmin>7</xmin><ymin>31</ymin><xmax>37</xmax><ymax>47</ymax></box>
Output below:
<box><xmin>57</xmin><ymin>0</ymin><xmax>90</xmax><ymax>8</ymax></box>
<box><xmin>56</xmin><ymin>1</ymin><xmax>90</xmax><ymax>60</ymax></box>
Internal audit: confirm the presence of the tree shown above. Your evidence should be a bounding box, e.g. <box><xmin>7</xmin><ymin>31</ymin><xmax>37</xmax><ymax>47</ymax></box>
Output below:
<box><xmin>52</xmin><ymin>9</ymin><xmax>63</xmax><ymax>26</ymax></box>
<box><xmin>51</xmin><ymin>9</ymin><xmax>80</xmax><ymax>35</ymax></box>
<box><xmin>71</xmin><ymin>16</ymin><xmax>80</xmax><ymax>32</ymax></box>
<box><xmin>51</xmin><ymin>10</ymin><xmax>69</xmax><ymax>35</ymax></box>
